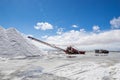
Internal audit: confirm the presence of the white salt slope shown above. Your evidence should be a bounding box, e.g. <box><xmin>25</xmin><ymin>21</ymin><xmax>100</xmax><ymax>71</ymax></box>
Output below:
<box><xmin>0</xmin><ymin>27</ymin><xmax>42</xmax><ymax>57</ymax></box>
<box><xmin>49</xmin><ymin>61</ymin><xmax>120</xmax><ymax>80</ymax></box>
<box><xmin>0</xmin><ymin>27</ymin><xmax>13</xmax><ymax>56</ymax></box>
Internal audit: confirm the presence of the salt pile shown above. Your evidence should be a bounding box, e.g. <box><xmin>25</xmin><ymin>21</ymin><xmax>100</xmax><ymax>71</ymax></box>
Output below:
<box><xmin>0</xmin><ymin>27</ymin><xmax>42</xmax><ymax>57</ymax></box>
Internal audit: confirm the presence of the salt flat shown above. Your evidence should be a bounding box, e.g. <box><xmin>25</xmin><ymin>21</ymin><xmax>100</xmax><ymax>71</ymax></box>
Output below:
<box><xmin>0</xmin><ymin>51</ymin><xmax>120</xmax><ymax>80</ymax></box>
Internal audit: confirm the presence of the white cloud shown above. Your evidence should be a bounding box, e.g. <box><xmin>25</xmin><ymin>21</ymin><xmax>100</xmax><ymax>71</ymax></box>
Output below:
<box><xmin>56</xmin><ymin>28</ymin><xmax>64</xmax><ymax>35</ymax></box>
<box><xmin>92</xmin><ymin>25</ymin><xmax>100</xmax><ymax>32</ymax></box>
<box><xmin>34</xmin><ymin>22</ymin><xmax>53</xmax><ymax>30</ymax></box>
<box><xmin>45</xmin><ymin>30</ymin><xmax>120</xmax><ymax>50</ymax></box>
<box><xmin>72</xmin><ymin>24</ymin><xmax>78</xmax><ymax>28</ymax></box>
<box><xmin>110</xmin><ymin>17</ymin><xmax>120</xmax><ymax>29</ymax></box>
<box><xmin>41</xmin><ymin>35</ymin><xmax>48</xmax><ymax>39</ymax></box>
<box><xmin>80</xmin><ymin>28</ymin><xmax>86</xmax><ymax>32</ymax></box>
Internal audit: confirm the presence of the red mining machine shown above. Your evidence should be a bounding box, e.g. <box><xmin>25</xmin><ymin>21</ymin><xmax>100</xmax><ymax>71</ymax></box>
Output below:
<box><xmin>28</xmin><ymin>36</ymin><xmax>85</xmax><ymax>55</ymax></box>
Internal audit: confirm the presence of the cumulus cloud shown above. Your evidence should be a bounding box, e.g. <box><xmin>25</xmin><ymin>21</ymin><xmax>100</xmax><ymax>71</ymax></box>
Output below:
<box><xmin>41</xmin><ymin>35</ymin><xmax>48</xmax><ymax>39</ymax></box>
<box><xmin>45</xmin><ymin>30</ymin><xmax>120</xmax><ymax>50</ymax></box>
<box><xmin>56</xmin><ymin>28</ymin><xmax>64</xmax><ymax>35</ymax></box>
<box><xmin>110</xmin><ymin>17</ymin><xmax>120</xmax><ymax>29</ymax></box>
<box><xmin>72</xmin><ymin>24</ymin><xmax>78</xmax><ymax>28</ymax></box>
<box><xmin>34</xmin><ymin>22</ymin><xmax>53</xmax><ymax>30</ymax></box>
<box><xmin>80</xmin><ymin>28</ymin><xmax>86</xmax><ymax>32</ymax></box>
<box><xmin>92</xmin><ymin>25</ymin><xmax>100</xmax><ymax>32</ymax></box>
<box><xmin>32</xmin><ymin>18</ymin><xmax>120</xmax><ymax>50</ymax></box>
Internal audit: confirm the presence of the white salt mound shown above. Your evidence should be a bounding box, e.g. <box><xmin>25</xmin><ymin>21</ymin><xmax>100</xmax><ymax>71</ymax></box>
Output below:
<box><xmin>0</xmin><ymin>27</ymin><xmax>42</xmax><ymax>57</ymax></box>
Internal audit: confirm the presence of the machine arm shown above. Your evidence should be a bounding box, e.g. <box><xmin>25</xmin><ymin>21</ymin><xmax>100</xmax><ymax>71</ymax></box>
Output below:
<box><xmin>28</xmin><ymin>36</ymin><xmax>65</xmax><ymax>52</ymax></box>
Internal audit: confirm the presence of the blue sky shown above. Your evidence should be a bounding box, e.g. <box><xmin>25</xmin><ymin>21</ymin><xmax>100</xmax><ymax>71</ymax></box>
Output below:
<box><xmin>0</xmin><ymin>0</ymin><xmax>120</xmax><ymax>37</ymax></box>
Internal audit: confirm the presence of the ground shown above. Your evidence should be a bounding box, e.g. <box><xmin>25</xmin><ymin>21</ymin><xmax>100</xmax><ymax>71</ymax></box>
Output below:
<box><xmin>0</xmin><ymin>51</ymin><xmax>120</xmax><ymax>80</ymax></box>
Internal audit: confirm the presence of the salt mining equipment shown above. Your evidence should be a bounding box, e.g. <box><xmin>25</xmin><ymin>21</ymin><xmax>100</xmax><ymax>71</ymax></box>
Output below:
<box><xmin>28</xmin><ymin>36</ymin><xmax>85</xmax><ymax>54</ymax></box>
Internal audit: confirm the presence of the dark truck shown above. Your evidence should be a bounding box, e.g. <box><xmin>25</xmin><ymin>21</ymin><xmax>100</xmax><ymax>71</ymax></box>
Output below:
<box><xmin>95</xmin><ymin>49</ymin><xmax>109</xmax><ymax>54</ymax></box>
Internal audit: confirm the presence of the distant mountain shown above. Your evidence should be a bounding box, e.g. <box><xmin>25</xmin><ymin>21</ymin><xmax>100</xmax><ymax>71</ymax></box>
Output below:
<box><xmin>0</xmin><ymin>27</ymin><xmax>42</xmax><ymax>58</ymax></box>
